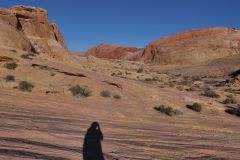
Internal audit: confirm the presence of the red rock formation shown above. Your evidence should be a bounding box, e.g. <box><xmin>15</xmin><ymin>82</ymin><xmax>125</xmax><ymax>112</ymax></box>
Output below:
<box><xmin>0</xmin><ymin>6</ymin><xmax>69</xmax><ymax>60</ymax></box>
<box><xmin>0</xmin><ymin>18</ymin><xmax>32</xmax><ymax>51</ymax></box>
<box><xmin>140</xmin><ymin>28</ymin><xmax>240</xmax><ymax>65</ymax></box>
<box><xmin>86</xmin><ymin>44</ymin><xmax>142</xmax><ymax>60</ymax></box>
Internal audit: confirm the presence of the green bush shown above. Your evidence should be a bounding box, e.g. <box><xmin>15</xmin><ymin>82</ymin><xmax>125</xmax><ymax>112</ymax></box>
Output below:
<box><xmin>223</xmin><ymin>95</ymin><xmax>238</xmax><ymax>104</ymax></box>
<box><xmin>100</xmin><ymin>90</ymin><xmax>111</xmax><ymax>98</ymax></box>
<box><xmin>154</xmin><ymin>105</ymin><xmax>182</xmax><ymax>116</ymax></box>
<box><xmin>69</xmin><ymin>85</ymin><xmax>92</xmax><ymax>97</ymax></box>
<box><xmin>4</xmin><ymin>63</ymin><xmax>18</xmax><ymax>70</ymax></box>
<box><xmin>4</xmin><ymin>75</ymin><xmax>15</xmax><ymax>82</ymax></box>
<box><xmin>113</xmin><ymin>94</ymin><xmax>121</xmax><ymax>99</ymax></box>
<box><xmin>203</xmin><ymin>89</ymin><xmax>220</xmax><ymax>98</ymax></box>
<box><xmin>186</xmin><ymin>103</ymin><xmax>202</xmax><ymax>112</ymax></box>
<box><xmin>19</xmin><ymin>81</ymin><xmax>34</xmax><ymax>92</ymax></box>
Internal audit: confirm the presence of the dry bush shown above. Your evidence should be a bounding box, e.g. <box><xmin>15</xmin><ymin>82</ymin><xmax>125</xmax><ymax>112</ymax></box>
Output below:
<box><xmin>69</xmin><ymin>85</ymin><xmax>92</xmax><ymax>97</ymax></box>
<box><xmin>100</xmin><ymin>90</ymin><xmax>111</xmax><ymax>98</ymax></box>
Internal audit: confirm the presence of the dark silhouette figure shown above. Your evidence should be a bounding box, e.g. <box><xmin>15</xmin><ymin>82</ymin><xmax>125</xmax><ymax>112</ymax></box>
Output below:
<box><xmin>83</xmin><ymin>122</ymin><xmax>104</xmax><ymax>160</ymax></box>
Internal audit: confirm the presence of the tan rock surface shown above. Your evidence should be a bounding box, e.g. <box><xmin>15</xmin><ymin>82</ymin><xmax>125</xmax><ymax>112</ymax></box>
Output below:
<box><xmin>140</xmin><ymin>28</ymin><xmax>240</xmax><ymax>64</ymax></box>
<box><xmin>0</xmin><ymin>46</ymin><xmax>240</xmax><ymax>159</ymax></box>
<box><xmin>0</xmin><ymin>19</ymin><xmax>32</xmax><ymax>51</ymax></box>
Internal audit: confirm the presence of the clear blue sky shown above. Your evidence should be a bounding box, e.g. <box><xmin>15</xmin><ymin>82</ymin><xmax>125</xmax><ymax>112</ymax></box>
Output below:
<box><xmin>1</xmin><ymin>0</ymin><xmax>240</xmax><ymax>51</ymax></box>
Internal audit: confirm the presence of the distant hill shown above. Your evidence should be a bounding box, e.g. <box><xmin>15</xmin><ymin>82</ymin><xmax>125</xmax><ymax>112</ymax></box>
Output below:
<box><xmin>87</xmin><ymin>28</ymin><xmax>240</xmax><ymax>65</ymax></box>
<box><xmin>86</xmin><ymin>44</ymin><xmax>142</xmax><ymax>60</ymax></box>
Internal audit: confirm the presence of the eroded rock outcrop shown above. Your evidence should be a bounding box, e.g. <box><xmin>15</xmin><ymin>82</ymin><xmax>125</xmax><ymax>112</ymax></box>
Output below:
<box><xmin>0</xmin><ymin>18</ymin><xmax>32</xmax><ymax>51</ymax></box>
<box><xmin>140</xmin><ymin>28</ymin><xmax>240</xmax><ymax>65</ymax></box>
<box><xmin>86</xmin><ymin>44</ymin><xmax>142</xmax><ymax>60</ymax></box>
<box><xmin>0</xmin><ymin>6</ymin><xmax>70</xmax><ymax>61</ymax></box>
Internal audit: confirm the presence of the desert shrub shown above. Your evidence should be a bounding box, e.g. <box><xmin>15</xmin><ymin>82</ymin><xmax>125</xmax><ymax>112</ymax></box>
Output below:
<box><xmin>145</xmin><ymin>77</ymin><xmax>159</xmax><ymax>83</ymax></box>
<box><xmin>169</xmin><ymin>82</ymin><xmax>174</xmax><ymax>88</ymax></box>
<box><xmin>111</xmin><ymin>73</ymin><xmax>117</xmax><ymax>76</ymax></box>
<box><xmin>187</xmin><ymin>86</ymin><xmax>197</xmax><ymax>91</ymax></box>
<box><xmin>10</xmin><ymin>49</ymin><xmax>17</xmax><ymax>53</ymax></box>
<box><xmin>186</xmin><ymin>103</ymin><xmax>202</xmax><ymax>112</ymax></box>
<box><xmin>225</xmin><ymin>107</ymin><xmax>240</xmax><ymax>117</ymax></box>
<box><xmin>69</xmin><ymin>85</ymin><xmax>92</xmax><ymax>97</ymax></box>
<box><xmin>202</xmin><ymin>89</ymin><xmax>220</xmax><ymax>98</ymax></box>
<box><xmin>223</xmin><ymin>95</ymin><xmax>238</xmax><ymax>104</ymax></box>
<box><xmin>4</xmin><ymin>75</ymin><xmax>15</xmax><ymax>82</ymax></box>
<box><xmin>176</xmin><ymin>86</ymin><xmax>184</xmax><ymax>91</ymax></box>
<box><xmin>145</xmin><ymin>78</ymin><xmax>152</xmax><ymax>81</ymax></box>
<box><xmin>21</xmin><ymin>54</ymin><xmax>32</xmax><ymax>60</ymax></box>
<box><xmin>154</xmin><ymin>105</ymin><xmax>182</xmax><ymax>116</ymax></box>
<box><xmin>117</xmin><ymin>72</ymin><xmax>122</xmax><ymax>76</ymax></box>
<box><xmin>159</xmin><ymin>84</ymin><xmax>166</xmax><ymax>88</ymax></box>
<box><xmin>179</xmin><ymin>80</ymin><xmax>192</xmax><ymax>86</ymax></box>
<box><xmin>137</xmin><ymin>67</ymin><xmax>144</xmax><ymax>73</ymax></box>
<box><xmin>21</xmin><ymin>52</ymin><xmax>38</xmax><ymax>60</ymax></box>
<box><xmin>113</xmin><ymin>94</ymin><xmax>121</xmax><ymax>99</ymax></box>
<box><xmin>100</xmin><ymin>90</ymin><xmax>111</xmax><ymax>98</ymax></box>
<box><xmin>19</xmin><ymin>81</ymin><xmax>34</xmax><ymax>92</ymax></box>
<box><xmin>4</xmin><ymin>63</ymin><xmax>18</xmax><ymax>70</ymax></box>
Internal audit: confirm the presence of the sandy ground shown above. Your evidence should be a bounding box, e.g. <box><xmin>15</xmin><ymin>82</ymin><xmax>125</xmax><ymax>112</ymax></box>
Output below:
<box><xmin>0</xmin><ymin>48</ymin><xmax>240</xmax><ymax>160</ymax></box>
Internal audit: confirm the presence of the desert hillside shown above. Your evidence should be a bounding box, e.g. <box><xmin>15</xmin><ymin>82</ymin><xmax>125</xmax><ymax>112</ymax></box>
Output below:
<box><xmin>87</xmin><ymin>28</ymin><xmax>240</xmax><ymax>65</ymax></box>
<box><xmin>86</xmin><ymin>44</ymin><xmax>142</xmax><ymax>60</ymax></box>
<box><xmin>0</xmin><ymin>5</ymin><xmax>240</xmax><ymax>160</ymax></box>
<box><xmin>140</xmin><ymin>28</ymin><xmax>240</xmax><ymax>64</ymax></box>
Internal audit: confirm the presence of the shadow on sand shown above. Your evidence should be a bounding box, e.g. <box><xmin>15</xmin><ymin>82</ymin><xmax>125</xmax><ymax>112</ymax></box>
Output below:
<box><xmin>83</xmin><ymin>122</ymin><xmax>104</xmax><ymax>160</ymax></box>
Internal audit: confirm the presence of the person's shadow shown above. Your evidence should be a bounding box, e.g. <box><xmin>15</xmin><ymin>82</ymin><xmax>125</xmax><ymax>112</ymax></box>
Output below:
<box><xmin>83</xmin><ymin>122</ymin><xmax>104</xmax><ymax>160</ymax></box>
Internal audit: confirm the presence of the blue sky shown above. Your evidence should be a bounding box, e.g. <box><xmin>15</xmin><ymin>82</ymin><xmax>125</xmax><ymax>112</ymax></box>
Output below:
<box><xmin>1</xmin><ymin>0</ymin><xmax>240</xmax><ymax>51</ymax></box>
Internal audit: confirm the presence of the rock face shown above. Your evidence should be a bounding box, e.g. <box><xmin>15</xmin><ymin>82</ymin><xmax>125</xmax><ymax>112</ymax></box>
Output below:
<box><xmin>0</xmin><ymin>6</ymin><xmax>69</xmax><ymax>60</ymax></box>
<box><xmin>86</xmin><ymin>44</ymin><xmax>142</xmax><ymax>60</ymax></box>
<box><xmin>0</xmin><ymin>18</ymin><xmax>32</xmax><ymax>51</ymax></box>
<box><xmin>140</xmin><ymin>28</ymin><xmax>240</xmax><ymax>65</ymax></box>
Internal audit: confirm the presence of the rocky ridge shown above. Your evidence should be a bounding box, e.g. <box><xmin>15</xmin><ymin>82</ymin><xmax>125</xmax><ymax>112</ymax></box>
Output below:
<box><xmin>0</xmin><ymin>6</ymin><xmax>70</xmax><ymax>61</ymax></box>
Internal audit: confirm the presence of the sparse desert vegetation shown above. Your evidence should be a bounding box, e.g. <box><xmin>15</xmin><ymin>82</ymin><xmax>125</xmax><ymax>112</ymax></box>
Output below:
<box><xmin>186</xmin><ymin>102</ymin><xmax>202</xmax><ymax>112</ymax></box>
<box><xmin>21</xmin><ymin>52</ymin><xmax>36</xmax><ymax>60</ymax></box>
<box><xmin>154</xmin><ymin>105</ymin><xmax>182</xmax><ymax>116</ymax></box>
<box><xmin>69</xmin><ymin>85</ymin><xmax>92</xmax><ymax>97</ymax></box>
<box><xmin>4</xmin><ymin>75</ymin><xmax>15</xmax><ymax>82</ymax></box>
<box><xmin>137</xmin><ymin>67</ymin><xmax>144</xmax><ymax>73</ymax></box>
<box><xmin>4</xmin><ymin>62</ymin><xmax>18</xmax><ymax>70</ymax></box>
<box><xmin>19</xmin><ymin>81</ymin><xmax>34</xmax><ymax>92</ymax></box>
<box><xmin>100</xmin><ymin>90</ymin><xmax>111</xmax><ymax>98</ymax></box>
<box><xmin>202</xmin><ymin>89</ymin><xmax>220</xmax><ymax>98</ymax></box>
<box><xmin>223</xmin><ymin>95</ymin><xmax>238</xmax><ymax>104</ymax></box>
<box><xmin>113</xmin><ymin>94</ymin><xmax>121</xmax><ymax>99</ymax></box>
